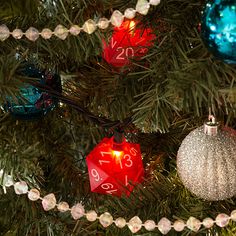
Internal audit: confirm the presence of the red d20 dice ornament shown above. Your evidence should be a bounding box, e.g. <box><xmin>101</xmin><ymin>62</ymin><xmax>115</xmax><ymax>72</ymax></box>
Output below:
<box><xmin>86</xmin><ymin>136</ymin><xmax>144</xmax><ymax>196</ymax></box>
<box><xmin>103</xmin><ymin>20</ymin><xmax>156</xmax><ymax>67</ymax></box>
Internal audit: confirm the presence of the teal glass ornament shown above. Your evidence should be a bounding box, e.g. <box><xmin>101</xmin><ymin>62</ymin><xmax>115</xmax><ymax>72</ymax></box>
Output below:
<box><xmin>201</xmin><ymin>0</ymin><xmax>236</xmax><ymax>64</ymax></box>
<box><xmin>4</xmin><ymin>64</ymin><xmax>61</xmax><ymax>120</ymax></box>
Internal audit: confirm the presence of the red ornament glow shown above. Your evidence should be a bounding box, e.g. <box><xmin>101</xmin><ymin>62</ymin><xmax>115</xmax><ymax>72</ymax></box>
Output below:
<box><xmin>102</xmin><ymin>20</ymin><xmax>156</xmax><ymax>67</ymax></box>
<box><xmin>86</xmin><ymin>136</ymin><xmax>144</xmax><ymax>196</ymax></box>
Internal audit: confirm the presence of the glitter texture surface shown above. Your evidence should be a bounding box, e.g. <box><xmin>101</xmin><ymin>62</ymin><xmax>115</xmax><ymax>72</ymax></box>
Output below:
<box><xmin>177</xmin><ymin>126</ymin><xmax>236</xmax><ymax>201</ymax></box>
<box><xmin>201</xmin><ymin>0</ymin><xmax>236</xmax><ymax>64</ymax></box>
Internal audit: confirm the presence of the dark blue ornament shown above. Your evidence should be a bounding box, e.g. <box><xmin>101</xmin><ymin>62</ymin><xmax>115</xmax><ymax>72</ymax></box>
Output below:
<box><xmin>201</xmin><ymin>0</ymin><xmax>236</xmax><ymax>64</ymax></box>
<box><xmin>4</xmin><ymin>64</ymin><xmax>61</xmax><ymax>120</ymax></box>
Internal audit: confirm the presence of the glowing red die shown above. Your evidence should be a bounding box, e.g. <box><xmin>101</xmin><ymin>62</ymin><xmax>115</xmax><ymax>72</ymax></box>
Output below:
<box><xmin>86</xmin><ymin>137</ymin><xmax>144</xmax><ymax>196</ymax></box>
<box><xmin>103</xmin><ymin>20</ymin><xmax>156</xmax><ymax>67</ymax></box>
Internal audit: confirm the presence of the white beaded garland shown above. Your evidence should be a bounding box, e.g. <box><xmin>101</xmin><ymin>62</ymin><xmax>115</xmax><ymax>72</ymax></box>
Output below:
<box><xmin>136</xmin><ymin>0</ymin><xmax>150</xmax><ymax>15</ymax></box>
<box><xmin>82</xmin><ymin>19</ymin><xmax>97</xmax><ymax>34</ymax></box>
<box><xmin>99</xmin><ymin>212</ymin><xmax>113</xmax><ymax>227</ymax></box>
<box><xmin>41</xmin><ymin>28</ymin><xmax>53</xmax><ymax>39</ymax></box>
<box><xmin>57</xmin><ymin>201</ymin><xmax>70</xmax><ymax>212</ymax></box>
<box><xmin>28</xmin><ymin>189</ymin><xmax>40</xmax><ymax>201</ymax></box>
<box><xmin>128</xmin><ymin>216</ymin><xmax>142</xmax><ymax>233</ymax></box>
<box><xmin>71</xmin><ymin>203</ymin><xmax>85</xmax><ymax>220</ymax></box>
<box><xmin>0</xmin><ymin>24</ymin><xmax>10</xmax><ymax>41</ymax></box>
<box><xmin>4</xmin><ymin>176</ymin><xmax>236</xmax><ymax>233</ymax></box>
<box><xmin>69</xmin><ymin>25</ymin><xmax>81</xmax><ymax>35</ymax></box>
<box><xmin>42</xmin><ymin>193</ymin><xmax>57</xmax><ymax>211</ymax></box>
<box><xmin>149</xmin><ymin>0</ymin><xmax>161</xmax><ymax>5</ymax></box>
<box><xmin>202</xmin><ymin>217</ymin><xmax>214</xmax><ymax>229</ymax></box>
<box><xmin>25</xmin><ymin>27</ymin><xmax>39</xmax><ymax>41</ymax></box>
<box><xmin>3</xmin><ymin>175</ymin><xmax>14</xmax><ymax>187</ymax></box>
<box><xmin>54</xmin><ymin>25</ymin><xmax>68</xmax><ymax>40</ymax></box>
<box><xmin>0</xmin><ymin>0</ymin><xmax>160</xmax><ymax>41</ymax></box>
<box><xmin>14</xmin><ymin>181</ymin><xmax>28</xmax><ymax>195</ymax></box>
<box><xmin>157</xmin><ymin>217</ymin><xmax>171</xmax><ymax>235</ymax></box>
<box><xmin>110</xmin><ymin>10</ymin><xmax>124</xmax><ymax>27</ymax></box>
<box><xmin>215</xmin><ymin>213</ymin><xmax>230</xmax><ymax>228</ymax></box>
<box><xmin>144</xmin><ymin>220</ymin><xmax>156</xmax><ymax>231</ymax></box>
<box><xmin>86</xmin><ymin>210</ymin><xmax>98</xmax><ymax>222</ymax></box>
<box><xmin>97</xmin><ymin>18</ymin><xmax>110</xmax><ymax>30</ymax></box>
<box><xmin>124</xmin><ymin>8</ymin><xmax>136</xmax><ymax>19</ymax></box>
<box><xmin>230</xmin><ymin>210</ymin><xmax>236</xmax><ymax>221</ymax></box>
<box><xmin>186</xmin><ymin>217</ymin><xmax>201</xmax><ymax>232</ymax></box>
<box><xmin>12</xmin><ymin>29</ymin><xmax>23</xmax><ymax>39</ymax></box>
<box><xmin>115</xmin><ymin>217</ymin><xmax>127</xmax><ymax>228</ymax></box>
<box><xmin>173</xmin><ymin>219</ymin><xmax>185</xmax><ymax>232</ymax></box>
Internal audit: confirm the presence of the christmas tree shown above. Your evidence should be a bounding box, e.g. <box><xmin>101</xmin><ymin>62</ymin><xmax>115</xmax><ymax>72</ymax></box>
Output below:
<box><xmin>1</xmin><ymin>0</ymin><xmax>236</xmax><ymax>235</ymax></box>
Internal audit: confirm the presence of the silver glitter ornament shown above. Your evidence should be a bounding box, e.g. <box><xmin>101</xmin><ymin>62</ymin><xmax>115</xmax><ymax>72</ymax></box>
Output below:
<box><xmin>177</xmin><ymin>125</ymin><xmax>236</xmax><ymax>201</ymax></box>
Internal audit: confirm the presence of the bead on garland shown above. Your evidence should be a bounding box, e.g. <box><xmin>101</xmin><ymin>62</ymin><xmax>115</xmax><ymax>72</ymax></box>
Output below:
<box><xmin>1</xmin><ymin>175</ymin><xmax>236</xmax><ymax>234</ymax></box>
<box><xmin>0</xmin><ymin>0</ymin><xmax>160</xmax><ymax>41</ymax></box>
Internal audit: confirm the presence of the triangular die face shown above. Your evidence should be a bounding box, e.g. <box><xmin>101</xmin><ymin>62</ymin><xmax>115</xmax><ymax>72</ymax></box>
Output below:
<box><xmin>91</xmin><ymin>151</ymin><xmax>113</xmax><ymax>174</ymax></box>
<box><xmin>112</xmin><ymin>25</ymin><xmax>155</xmax><ymax>49</ymax></box>
<box><xmin>87</xmin><ymin>137</ymin><xmax>111</xmax><ymax>159</ymax></box>
<box><xmin>114</xmin><ymin>167</ymin><xmax>144</xmax><ymax>195</ymax></box>
<box><xmin>129</xmin><ymin>143</ymin><xmax>141</xmax><ymax>156</ymax></box>
<box><xmin>86</xmin><ymin>138</ymin><xmax>113</xmax><ymax>174</ymax></box>
<box><xmin>102</xmin><ymin>21</ymin><xmax>156</xmax><ymax>67</ymax></box>
<box><xmin>114</xmin><ymin>167</ymin><xmax>144</xmax><ymax>186</ymax></box>
<box><xmin>119</xmin><ymin>144</ymin><xmax>143</xmax><ymax>172</ymax></box>
<box><xmin>131</xmin><ymin>144</ymin><xmax>143</xmax><ymax>166</ymax></box>
<box><xmin>92</xmin><ymin>176</ymin><xmax>122</xmax><ymax>197</ymax></box>
<box><xmin>86</xmin><ymin>161</ymin><xmax>109</xmax><ymax>191</ymax></box>
<box><xmin>112</xmin><ymin>31</ymin><xmax>132</xmax><ymax>47</ymax></box>
<box><xmin>134</xmin><ymin>167</ymin><xmax>144</xmax><ymax>183</ymax></box>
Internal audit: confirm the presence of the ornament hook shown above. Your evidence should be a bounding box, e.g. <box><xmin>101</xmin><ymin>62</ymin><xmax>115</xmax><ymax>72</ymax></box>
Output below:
<box><xmin>204</xmin><ymin>113</ymin><xmax>219</xmax><ymax>136</ymax></box>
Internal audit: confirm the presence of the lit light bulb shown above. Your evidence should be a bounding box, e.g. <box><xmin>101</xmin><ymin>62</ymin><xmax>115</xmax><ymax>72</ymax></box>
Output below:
<box><xmin>129</xmin><ymin>21</ymin><xmax>135</xmax><ymax>29</ymax></box>
<box><xmin>112</xmin><ymin>150</ymin><xmax>123</xmax><ymax>159</ymax></box>
<box><xmin>129</xmin><ymin>20</ymin><xmax>136</xmax><ymax>35</ymax></box>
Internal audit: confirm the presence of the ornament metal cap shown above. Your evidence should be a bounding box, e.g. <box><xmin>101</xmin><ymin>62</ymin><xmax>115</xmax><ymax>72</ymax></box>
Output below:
<box><xmin>204</xmin><ymin>115</ymin><xmax>219</xmax><ymax>136</ymax></box>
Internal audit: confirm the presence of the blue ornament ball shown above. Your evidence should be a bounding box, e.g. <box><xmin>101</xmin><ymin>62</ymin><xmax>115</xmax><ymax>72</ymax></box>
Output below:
<box><xmin>201</xmin><ymin>0</ymin><xmax>236</xmax><ymax>64</ymax></box>
<box><xmin>4</xmin><ymin>64</ymin><xmax>61</xmax><ymax>120</ymax></box>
